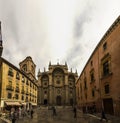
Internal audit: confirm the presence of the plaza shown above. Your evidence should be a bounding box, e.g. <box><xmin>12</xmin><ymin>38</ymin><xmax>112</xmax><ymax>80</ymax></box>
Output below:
<box><xmin>1</xmin><ymin>106</ymin><xmax>120</xmax><ymax>123</ymax></box>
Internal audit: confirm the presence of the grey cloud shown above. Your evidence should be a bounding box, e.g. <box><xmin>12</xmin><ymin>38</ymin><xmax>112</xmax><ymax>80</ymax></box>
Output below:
<box><xmin>74</xmin><ymin>6</ymin><xmax>92</xmax><ymax>39</ymax></box>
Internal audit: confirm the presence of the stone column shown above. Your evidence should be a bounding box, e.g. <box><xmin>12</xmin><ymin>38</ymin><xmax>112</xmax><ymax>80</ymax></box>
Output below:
<box><xmin>48</xmin><ymin>74</ymin><xmax>53</xmax><ymax>105</ymax></box>
<box><xmin>64</xmin><ymin>74</ymin><xmax>69</xmax><ymax>105</ymax></box>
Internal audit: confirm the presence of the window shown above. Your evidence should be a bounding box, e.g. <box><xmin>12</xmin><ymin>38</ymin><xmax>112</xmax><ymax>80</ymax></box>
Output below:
<box><xmin>44</xmin><ymin>82</ymin><xmax>47</xmax><ymax>86</ymax></box>
<box><xmin>101</xmin><ymin>53</ymin><xmax>111</xmax><ymax>77</ymax></box>
<box><xmin>26</xmin><ymin>80</ymin><xmax>29</xmax><ymax>85</ymax></box>
<box><xmin>84</xmin><ymin>78</ymin><xmax>87</xmax><ymax>89</ymax></box>
<box><xmin>31</xmin><ymin>65</ymin><xmax>34</xmax><ymax>73</ymax></box>
<box><xmin>22</xmin><ymin>64</ymin><xmax>27</xmax><ymax>72</ymax></box>
<box><xmin>15</xmin><ymin>94</ymin><xmax>19</xmax><ymax>99</ymax></box>
<box><xmin>22</xmin><ymin>95</ymin><xmax>24</xmax><ymax>100</ymax></box>
<box><xmin>16</xmin><ymin>72</ymin><xmax>20</xmax><ymax>80</ymax></box>
<box><xmin>103</xmin><ymin>61</ymin><xmax>109</xmax><ymax>76</ymax></box>
<box><xmin>91</xmin><ymin>60</ymin><xmax>93</xmax><ymax>66</ymax></box>
<box><xmin>91</xmin><ymin>73</ymin><xmax>94</xmax><ymax>82</ymax></box>
<box><xmin>15</xmin><ymin>86</ymin><xmax>19</xmax><ymax>92</ymax></box>
<box><xmin>30</xmin><ymin>82</ymin><xmax>32</xmax><ymax>87</ymax></box>
<box><xmin>103</xmin><ymin>42</ymin><xmax>107</xmax><ymax>51</ymax></box>
<box><xmin>8</xmin><ymin>80</ymin><xmax>12</xmax><ymax>86</ymax></box>
<box><xmin>7</xmin><ymin>93</ymin><xmax>12</xmax><ymax>99</ymax></box>
<box><xmin>22</xmin><ymin>76</ymin><xmax>25</xmax><ymax>82</ymax></box>
<box><xmin>8</xmin><ymin>67</ymin><xmax>14</xmax><ymax>77</ymax></box>
<box><xmin>69</xmin><ymin>82</ymin><xmax>72</xmax><ymax>86</ymax></box>
<box><xmin>26</xmin><ymin>97</ymin><xmax>28</xmax><ymax>102</ymax></box>
<box><xmin>105</xmin><ymin>84</ymin><xmax>109</xmax><ymax>94</ymax></box>
<box><xmin>56</xmin><ymin>80</ymin><xmax>60</xmax><ymax>84</ymax></box>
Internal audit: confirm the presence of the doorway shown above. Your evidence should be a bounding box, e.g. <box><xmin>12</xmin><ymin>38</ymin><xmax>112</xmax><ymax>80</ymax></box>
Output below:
<box><xmin>56</xmin><ymin>96</ymin><xmax>61</xmax><ymax>105</ymax></box>
<box><xmin>44</xmin><ymin>99</ymin><xmax>48</xmax><ymax>105</ymax></box>
<box><xmin>103</xmin><ymin>98</ymin><xmax>114</xmax><ymax>115</ymax></box>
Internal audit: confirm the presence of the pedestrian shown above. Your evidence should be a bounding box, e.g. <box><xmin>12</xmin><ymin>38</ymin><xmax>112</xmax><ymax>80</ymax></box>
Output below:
<box><xmin>19</xmin><ymin>107</ymin><xmax>22</xmax><ymax>118</ymax></box>
<box><xmin>73</xmin><ymin>106</ymin><xmax>77</xmax><ymax>118</ymax></box>
<box><xmin>100</xmin><ymin>109</ymin><xmax>108</xmax><ymax>122</ymax></box>
<box><xmin>11</xmin><ymin>111</ymin><xmax>16</xmax><ymax>123</ymax></box>
<box><xmin>52</xmin><ymin>106</ymin><xmax>57</xmax><ymax>116</ymax></box>
<box><xmin>30</xmin><ymin>109</ymin><xmax>34</xmax><ymax>119</ymax></box>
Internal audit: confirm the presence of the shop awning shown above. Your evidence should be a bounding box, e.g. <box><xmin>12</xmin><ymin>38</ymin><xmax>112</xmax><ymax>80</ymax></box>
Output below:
<box><xmin>30</xmin><ymin>102</ymin><xmax>37</xmax><ymax>106</ymax></box>
<box><xmin>5</xmin><ymin>101</ymin><xmax>21</xmax><ymax>106</ymax></box>
<box><xmin>21</xmin><ymin>102</ymin><xmax>26</xmax><ymax>105</ymax></box>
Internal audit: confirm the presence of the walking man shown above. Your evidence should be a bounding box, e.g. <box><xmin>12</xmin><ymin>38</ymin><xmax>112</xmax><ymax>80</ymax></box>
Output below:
<box><xmin>30</xmin><ymin>109</ymin><xmax>34</xmax><ymax>119</ymax></box>
<box><xmin>73</xmin><ymin>106</ymin><xmax>77</xmax><ymax>118</ymax></box>
<box><xmin>11</xmin><ymin>110</ymin><xmax>16</xmax><ymax>123</ymax></box>
<box><xmin>100</xmin><ymin>109</ymin><xmax>108</xmax><ymax>122</ymax></box>
<box><xmin>52</xmin><ymin>106</ymin><xmax>57</xmax><ymax>116</ymax></box>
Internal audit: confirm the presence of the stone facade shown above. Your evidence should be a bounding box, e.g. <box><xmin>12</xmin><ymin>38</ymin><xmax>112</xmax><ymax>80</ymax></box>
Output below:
<box><xmin>37</xmin><ymin>62</ymin><xmax>78</xmax><ymax>106</ymax></box>
<box><xmin>76</xmin><ymin>16</ymin><xmax>120</xmax><ymax>116</ymax></box>
<box><xmin>0</xmin><ymin>57</ymin><xmax>38</xmax><ymax>109</ymax></box>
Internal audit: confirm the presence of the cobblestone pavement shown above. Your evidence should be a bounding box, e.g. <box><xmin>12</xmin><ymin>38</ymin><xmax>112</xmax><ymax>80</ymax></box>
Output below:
<box><xmin>1</xmin><ymin>107</ymin><xmax>120</xmax><ymax>123</ymax></box>
<box><xmin>16</xmin><ymin>107</ymin><xmax>120</xmax><ymax>123</ymax></box>
<box><xmin>17</xmin><ymin>107</ymin><xmax>89</xmax><ymax>123</ymax></box>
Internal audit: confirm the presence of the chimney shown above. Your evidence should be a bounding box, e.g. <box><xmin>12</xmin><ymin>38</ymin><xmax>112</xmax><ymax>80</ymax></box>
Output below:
<box><xmin>0</xmin><ymin>21</ymin><xmax>3</xmax><ymax>57</ymax></box>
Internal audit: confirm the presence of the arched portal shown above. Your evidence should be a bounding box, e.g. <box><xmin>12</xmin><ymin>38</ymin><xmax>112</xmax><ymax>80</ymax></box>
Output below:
<box><xmin>70</xmin><ymin>98</ymin><xmax>73</xmax><ymax>106</ymax></box>
<box><xmin>44</xmin><ymin>99</ymin><xmax>48</xmax><ymax>105</ymax></box>
<box><xmin>56</xmin><ymin>96</ymin><xmax>62</xmax><ymax>105</ymax></box>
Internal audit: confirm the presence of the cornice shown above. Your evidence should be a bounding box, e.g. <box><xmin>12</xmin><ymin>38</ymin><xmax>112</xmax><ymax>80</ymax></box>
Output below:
<box><xmin>101</xmin><ymin>15</ymin><xmax>120</xmax><ymax>42</ymax></box>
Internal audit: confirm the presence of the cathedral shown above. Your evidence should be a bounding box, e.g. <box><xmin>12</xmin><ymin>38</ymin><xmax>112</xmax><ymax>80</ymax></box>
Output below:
<box><xmin>37</xmin><ymin>62</ymin><xmax>78</xmax><ymax>106</ymax></box>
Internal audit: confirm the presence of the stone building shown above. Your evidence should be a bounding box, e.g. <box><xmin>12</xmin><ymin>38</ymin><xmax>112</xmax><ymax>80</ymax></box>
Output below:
<box><xmin>76</xmin><ymin>16</ymin><xmax>120</xmax><ymax>116</ymax></box>
<box><xmin>37</xmin><ymin>62</ymin><xmax>78</xmax><ymax>106</ymax></box>
<box><xmin>0</xmin><ymin>22</ymin><xmax>37</xmax><ymax>110</ymax></box>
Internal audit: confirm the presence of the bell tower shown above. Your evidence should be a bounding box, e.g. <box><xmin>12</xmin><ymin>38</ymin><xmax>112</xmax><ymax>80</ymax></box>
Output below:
<box><xmin>0</xmin><ymin>21</ymin><xmax>3</xmax><ymax>57</ymax></box>
<box><xmin>19</xmin><ymin>56</ymin><xmax>36</xmax><ymax>82</ymax></box>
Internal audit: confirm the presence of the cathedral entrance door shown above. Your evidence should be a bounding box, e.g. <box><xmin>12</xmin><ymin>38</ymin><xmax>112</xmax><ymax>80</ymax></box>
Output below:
<box><xmin>70</xmin><ymin>99</ymin><xmax>73</xmax><ymax>106</ymax></box>
<box><xmin>44</xmin><ymin>99</ymin><xmax>48</xmax><ymax>105</ymax></box>
<box><xmin>56</xmin><ymin>96</ymin><xmax>61</xmax><ymax>105</ymax></box>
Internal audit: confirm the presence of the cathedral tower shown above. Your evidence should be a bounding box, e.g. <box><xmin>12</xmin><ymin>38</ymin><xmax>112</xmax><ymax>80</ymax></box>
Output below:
<box><xmin>19</xmin><ymin>56</ymin><xmax>36</xmax><ymax>82</ymax></box>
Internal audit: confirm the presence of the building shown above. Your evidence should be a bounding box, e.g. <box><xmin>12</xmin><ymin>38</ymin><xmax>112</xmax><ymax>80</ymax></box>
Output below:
<box><xmin>19</xmin><ymin>56</ymin><xmax>37</xmax><ymax>83</ymax></box>
<box><xmin>0</xmin><ymin>22</ymin><xmax>38</xmax><ymax>111</ymax></box>
<box><xmin>76</xmin><ymin>16</ymin><xmax>120</xmax><ymax>116</ymax></box>
<box><xmin>37</xmin><ymin>62</ymin><xmax>78</xmax><ymax>106</ymax></box>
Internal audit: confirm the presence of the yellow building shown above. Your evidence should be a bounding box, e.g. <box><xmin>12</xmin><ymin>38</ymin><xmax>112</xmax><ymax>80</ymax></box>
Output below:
<box><xmin>76</xmin><ymin>16</ymin><xmax>120</xmax><ymax>116</ymax></box>
<box><xmin>0</xmin><ymin>22</ymin><xmax>37</xmax><ymax>110</ymax></box>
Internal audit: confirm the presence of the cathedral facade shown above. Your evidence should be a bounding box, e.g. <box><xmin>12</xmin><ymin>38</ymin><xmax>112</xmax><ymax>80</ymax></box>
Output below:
<box><xmin>37</xmin><ymin>62</ymin><xmax>78</xmax><ymax>106</ymax></box>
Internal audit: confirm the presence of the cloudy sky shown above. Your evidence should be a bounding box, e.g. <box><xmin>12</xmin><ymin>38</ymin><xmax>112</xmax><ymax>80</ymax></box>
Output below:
<box><xmin>0</xmin><ymin>0</ymin><xmax>120</xmax><ymax>76</ymax></box>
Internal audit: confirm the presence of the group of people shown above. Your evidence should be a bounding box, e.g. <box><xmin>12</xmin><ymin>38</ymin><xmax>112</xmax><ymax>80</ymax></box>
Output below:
<box><xmin>10</xmin><ymin>107</ymin><xmax>34</xmax><ymax>123</ymax></box>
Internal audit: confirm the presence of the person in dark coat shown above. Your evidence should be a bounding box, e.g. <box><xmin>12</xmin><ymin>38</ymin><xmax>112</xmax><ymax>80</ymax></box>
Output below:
<box><xmin>11</xmin><ymin>111</ymin><xmax>16</xmax><ymax>123</ymax></box>
<box><xmin>73</xmin><ymin>106</ymin><xmax>77</xmax><ymax>118</ymax></box>
<box><xmin>52</xmin><ymin>106</ymin><xmax>57</xmax><ymax>116</ymax></box>
<box><xmin>100</xmin><ymin>109</ymin><xmax>108</xmax><ymax>122</ymax></box>
<box><xmin>30</xmin><ymin>109</ymin><xmax>34</xmax><ymax>119</ymax></box>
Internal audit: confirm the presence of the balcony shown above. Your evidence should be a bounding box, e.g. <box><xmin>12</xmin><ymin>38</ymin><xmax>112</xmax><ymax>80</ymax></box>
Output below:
<box><xmin>6</xmin><ymin>85</ymin><xmax>14</xmax><ymax>91</ymax></box>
